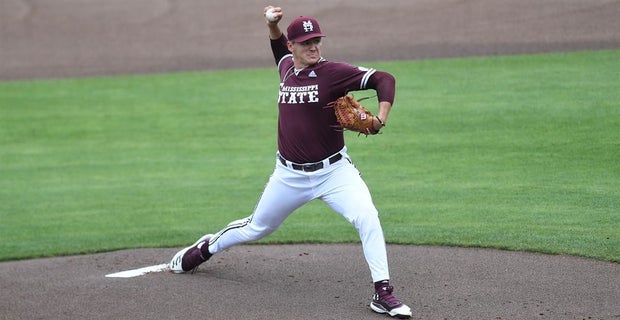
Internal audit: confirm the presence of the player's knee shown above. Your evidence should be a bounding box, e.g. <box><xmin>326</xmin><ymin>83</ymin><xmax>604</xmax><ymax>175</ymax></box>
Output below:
<box><xmin>348</xmin><ymin>209</ymin><xmax>380</xmax><ymax>229</ymax></box>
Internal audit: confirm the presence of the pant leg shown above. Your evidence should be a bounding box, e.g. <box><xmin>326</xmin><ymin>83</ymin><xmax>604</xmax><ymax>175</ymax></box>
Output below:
<box><xmin>318</xmin><ymin>159</ymin><xmax>390</xmax><ymax>282</ymax></box>
<box><xmin>208</xmin><ymin>161</ymin><xmax>313</xmax><ymax>254</ymax></box>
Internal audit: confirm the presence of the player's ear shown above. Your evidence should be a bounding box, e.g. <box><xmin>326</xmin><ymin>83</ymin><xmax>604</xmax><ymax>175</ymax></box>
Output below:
<box><xmin>287</xmin><ymin>41</ymin><xmax>294</xmax><ymax>53</ymax></box>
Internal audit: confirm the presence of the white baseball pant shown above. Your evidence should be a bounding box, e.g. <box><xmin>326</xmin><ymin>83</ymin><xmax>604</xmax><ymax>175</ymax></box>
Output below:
<box><xmin>208</xmin><ymin>147</ymin><xmax>390</xmax><ymax>282</ymax></box>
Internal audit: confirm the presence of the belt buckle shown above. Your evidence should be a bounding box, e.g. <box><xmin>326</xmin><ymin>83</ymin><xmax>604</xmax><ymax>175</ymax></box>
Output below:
<box><xmin>304</xmin><ymin>162</ymin><xmax>323</xmax><ymax>172</ymax></box>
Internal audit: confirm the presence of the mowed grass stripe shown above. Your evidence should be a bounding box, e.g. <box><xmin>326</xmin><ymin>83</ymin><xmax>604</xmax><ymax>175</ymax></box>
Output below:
<box><xmin>1</xmin><ymin>50</ymin><xmax>618</xmax><ymax>261</ymax></box>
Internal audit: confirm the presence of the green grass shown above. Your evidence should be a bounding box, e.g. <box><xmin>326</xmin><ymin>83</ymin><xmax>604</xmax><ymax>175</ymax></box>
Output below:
<box><xmin>1</xmin><ymin>50</ymin><xmax>618</xmax><ymax>262</ymax></box>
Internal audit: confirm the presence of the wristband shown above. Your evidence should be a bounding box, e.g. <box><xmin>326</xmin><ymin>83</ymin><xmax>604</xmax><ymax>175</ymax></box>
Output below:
<box><xmin>376</xmin><ymin>116</ymin><xmax>385</xmax><ymax>127</ymax></box>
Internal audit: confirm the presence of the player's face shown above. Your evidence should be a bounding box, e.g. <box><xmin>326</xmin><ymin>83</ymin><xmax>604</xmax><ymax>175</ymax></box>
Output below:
<box><xmin>289</xmin><ymin>37</ymin><xmax>322</xmax><ymax>68</ymax></box>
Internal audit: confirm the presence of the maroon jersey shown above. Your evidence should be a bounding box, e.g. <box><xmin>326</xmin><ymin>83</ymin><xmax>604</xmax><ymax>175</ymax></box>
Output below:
<box><xmin>271</xmin><ymin>35</ymin><xmax>394</xmax><ymax>163</ymax></box>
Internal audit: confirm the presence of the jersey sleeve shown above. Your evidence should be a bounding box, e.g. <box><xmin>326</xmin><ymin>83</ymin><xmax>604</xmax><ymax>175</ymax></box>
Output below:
<box><xmin>270</xmin><ymin>34</ymin><xmax>290</xmax><ymax>65</ymax></box>
<box><xmin>366</xmin><ymin>71</ymin><xmax>396</xmax><ymax>104</ymax></box>
<box><xmin>328</xmin><ymin>62</ymin><xmax>395</xmax><ymax>104</ymax></box>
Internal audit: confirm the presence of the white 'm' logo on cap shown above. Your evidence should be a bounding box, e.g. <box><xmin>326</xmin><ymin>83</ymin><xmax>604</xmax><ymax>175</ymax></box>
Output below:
<box><xmin>303</xmin><ymin>20</ymin><xmax>314</xmax><ymax>32</ymax></box>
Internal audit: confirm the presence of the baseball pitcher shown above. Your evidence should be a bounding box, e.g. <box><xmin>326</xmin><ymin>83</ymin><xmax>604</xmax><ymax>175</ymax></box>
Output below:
<box><xmin>169</xmin><ymin>5</ymin><xmax>411</xmax><ymax>319</ymax></box>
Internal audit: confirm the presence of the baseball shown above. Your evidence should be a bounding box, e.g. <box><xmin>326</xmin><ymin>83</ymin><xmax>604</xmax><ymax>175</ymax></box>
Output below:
<box><xmin>265</xmin><ymin>8</ymin><xmax>278</xmax><ymax>22</ymax></box>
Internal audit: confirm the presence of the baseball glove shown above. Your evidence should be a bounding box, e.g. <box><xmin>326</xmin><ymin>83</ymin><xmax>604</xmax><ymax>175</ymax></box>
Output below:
<box><xmin>326</xmin><ymin>94</ymin><xmax>383</xmax><ymax>136</ymax></box>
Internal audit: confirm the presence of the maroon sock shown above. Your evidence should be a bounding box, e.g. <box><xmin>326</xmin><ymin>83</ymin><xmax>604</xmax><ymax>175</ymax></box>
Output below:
<box><xmin>199</xmin><ymin>241</ymin><xmax>212</xmax><ymax>260</ymax></box>
<box><xmin>375</xmin><ymin>279</ymin><xmax>390</xmax><ymax>292</ymax></box>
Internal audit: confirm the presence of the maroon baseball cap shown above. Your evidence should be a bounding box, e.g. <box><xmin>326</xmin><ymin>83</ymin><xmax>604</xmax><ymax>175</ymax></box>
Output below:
<box><xmin>286</xmin><ymin>16</ymin><xmax>326</xmax><ymax>43</ymax></box>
